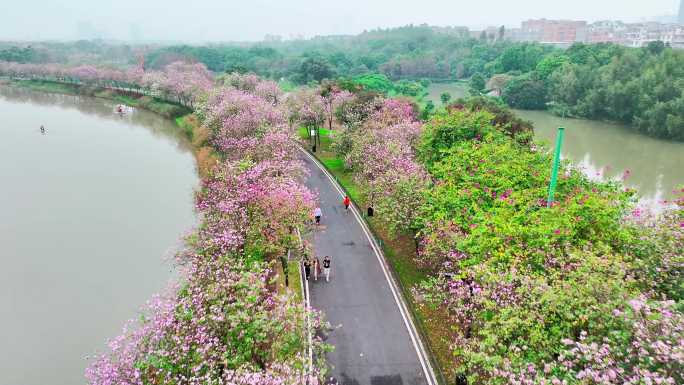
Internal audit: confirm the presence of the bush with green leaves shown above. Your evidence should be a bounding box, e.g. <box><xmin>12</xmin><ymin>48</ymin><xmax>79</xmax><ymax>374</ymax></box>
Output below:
<box><xmin>414</xmin><ymin>107</ymin><xmax>683</xmax><ymax>384</ymax></box>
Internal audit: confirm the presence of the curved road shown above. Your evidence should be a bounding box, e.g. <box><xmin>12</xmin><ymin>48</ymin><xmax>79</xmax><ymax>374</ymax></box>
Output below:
<box><xmin>301</xmin><ymin>150</ymin><xmax>435</xmax><ymax>385</ymax></box>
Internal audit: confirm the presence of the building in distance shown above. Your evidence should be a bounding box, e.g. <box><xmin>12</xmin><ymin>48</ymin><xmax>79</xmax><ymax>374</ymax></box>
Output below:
<box><xmin>519</xmin><ymin>19</ymin><xmax>587</xmax><ymax>46</ymax></box>
<box><xmin>505</xmin><ymin>18</ymin><xmax>684</xmax><ymax>49</ymax></box>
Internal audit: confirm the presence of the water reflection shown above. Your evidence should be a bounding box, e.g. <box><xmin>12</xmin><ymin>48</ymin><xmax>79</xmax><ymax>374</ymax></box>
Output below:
<box><xmin>516</xmin><ymin>109</ymin><xmax>684</xmax><ymax>205</ymax></box>
<box><xmin>0</xmin><ymin>86</ymin><xmax>192</xmax><ymax>152</ymax></box>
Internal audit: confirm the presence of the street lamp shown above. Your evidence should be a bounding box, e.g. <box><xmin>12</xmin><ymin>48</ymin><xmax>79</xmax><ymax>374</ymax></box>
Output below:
<box><xmin>547</xmin><ymin>127</ymin><xmax>565</xmax><ymax>208</ymax></box>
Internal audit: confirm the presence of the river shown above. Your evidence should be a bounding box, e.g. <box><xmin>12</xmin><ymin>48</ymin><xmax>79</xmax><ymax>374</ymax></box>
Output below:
<box><xmin>425</xmin><ymin>83</ymin><xmax>684</xmax><ymax>204</ymax></box>
<box><xmin>0</xmin><ymin>87</ymin><xmax>198</xmax><ymax>385</ymax></box>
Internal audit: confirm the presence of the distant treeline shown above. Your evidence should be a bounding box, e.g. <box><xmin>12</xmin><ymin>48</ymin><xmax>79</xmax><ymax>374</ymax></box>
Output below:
<box><xmin>142</xmin><ymin>28</ymin><xmax>684</xmax><ymax>140</ymax></box>
<box><xmin>496</xmin><ymin>42</ymin><xmax>684</xmax><ymax>140</ymax></box>
<box><xmin>2</xmin><ymin>25</ymin><xmax>683</xmax><ymax>139</ymax></box>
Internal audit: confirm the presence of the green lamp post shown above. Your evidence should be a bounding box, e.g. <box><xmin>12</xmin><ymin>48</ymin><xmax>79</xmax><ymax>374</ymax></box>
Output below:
<box><xmin>547</xmin><ymin>127</ymin><xmax>565</xmax><ymax>208</ymax></box>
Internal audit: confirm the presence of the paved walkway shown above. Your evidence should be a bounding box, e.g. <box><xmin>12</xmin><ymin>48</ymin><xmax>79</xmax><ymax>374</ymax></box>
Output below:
<box><xmin>301</xmin><ymin>150</ymin><xmax>433</xmax><ymax>385</ymax></box>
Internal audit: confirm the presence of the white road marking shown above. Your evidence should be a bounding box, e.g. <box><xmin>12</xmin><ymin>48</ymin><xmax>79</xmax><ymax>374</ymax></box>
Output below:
<box><xmin>300</xmin><ymin>147</ymin><xmax>437</xmax><ymax>385</ymax></box>
<box><xmin>295</xmin><ymin>227</ymin><xmax>314</xmax><ymax>378</ymax></box>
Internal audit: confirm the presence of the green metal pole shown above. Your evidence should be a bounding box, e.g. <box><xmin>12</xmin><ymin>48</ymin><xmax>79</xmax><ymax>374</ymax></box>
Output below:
<box><xmin>547</xmin><ymin>127</ymin><xmax>565</xmax><ymax>208</ymax></box>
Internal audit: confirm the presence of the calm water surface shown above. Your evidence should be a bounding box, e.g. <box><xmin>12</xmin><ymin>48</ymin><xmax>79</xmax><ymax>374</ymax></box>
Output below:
<box><xmin>426</xmin><ymin>83</ymin><xmax>684</xmax><ymax>203</ymax></box>
<box><xmin>425</xmin><ymin>82</ymin><xmax>467</xmax><ymax>105</ymax></box>
<box><xmin>514</xmin><ymin>109</ymin><xmax>684</xmax><ymax>205</ymax></box>
<box><xmin>0</xmin><ymin>87</ymin><xmax>198</xmax><ymax>385</ymax></box>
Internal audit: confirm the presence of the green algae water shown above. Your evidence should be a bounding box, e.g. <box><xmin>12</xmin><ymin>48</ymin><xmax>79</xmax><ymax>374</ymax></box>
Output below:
<box><xmin>0</xmin><ymin>87</ymin><xmax>197</xmax><ymax>385</ymax></box>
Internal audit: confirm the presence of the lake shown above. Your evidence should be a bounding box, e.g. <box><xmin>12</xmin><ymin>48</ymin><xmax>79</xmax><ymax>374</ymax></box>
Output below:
<box><xmin>0</xmin><ymin>87</ymin><xmax>198</xmax><ymax>385</ymax></box>
<box><xmin>426</xmin><ymin>83</ymin><xmax>684</xmax><ymax>204</ymax></box>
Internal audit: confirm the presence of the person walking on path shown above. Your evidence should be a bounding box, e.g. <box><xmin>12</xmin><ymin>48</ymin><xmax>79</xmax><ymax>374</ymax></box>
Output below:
<box><xmin>303</xmin><ymin>257</ymin><xmax>312</xmax><ymax>281</ymax></box>
<box><xmin>323</xmin><ymin>255</ymin><xmax>331</xmax><ymax>282</ymax></box>
<box><xmin>313</xmin><ymin>257</ymin><xmax>321</xmax><ymax>281</ymax></box>
<box><xmin>314</xmin><ymin>206</ymin><xmax>322</xmax><ymax>225</ymax></box>
<box><xmin>343</xmin><ymin>196</ymin><xmax>351</xmax><ymax>212</ymax></box>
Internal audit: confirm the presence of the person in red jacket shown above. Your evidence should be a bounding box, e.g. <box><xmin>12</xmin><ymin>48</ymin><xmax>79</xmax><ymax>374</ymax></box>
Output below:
<box><xmin>343</xmin><ymin>195</ymin><xmax>351</xmax><ymax>212</ymax></box>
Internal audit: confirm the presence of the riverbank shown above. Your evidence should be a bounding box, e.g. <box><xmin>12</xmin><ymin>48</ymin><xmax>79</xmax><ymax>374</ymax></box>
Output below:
<box><xmin>4</xmin><ymin>79</ymin><xmax>191</xmax><ymax>118</ymax></box>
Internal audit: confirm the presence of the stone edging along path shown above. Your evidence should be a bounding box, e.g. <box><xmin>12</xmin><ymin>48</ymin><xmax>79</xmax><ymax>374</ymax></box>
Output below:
<box><xmin>299</xmin><ymin>146</ymin><xmax>438</xmax><ymax>385</ymax></box>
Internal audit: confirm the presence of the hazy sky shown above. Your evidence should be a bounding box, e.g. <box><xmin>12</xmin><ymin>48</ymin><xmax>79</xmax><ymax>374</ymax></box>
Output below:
<box><xmin>1</xmin><ymin>0</ymin><xmax>680</xmax><ymax>42</ymax></box>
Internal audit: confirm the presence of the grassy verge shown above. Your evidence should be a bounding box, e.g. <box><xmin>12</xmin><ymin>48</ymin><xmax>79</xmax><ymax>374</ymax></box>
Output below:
<box><xmin>287</xmin><ymin>260</ymin><xmax>304</xmax><ymax>303</ymax></box>
<box><xmin>10</xmin><ymin>78</ymin><xmax>82</xmax><ymax>94</ymax></box>
<box><xmin>176</xmin><ymin>115</ymin><xmax>197</xmax><ymax>142</ymax></box>
<box><xmin>274</xmin><ymin>258</ymin><xmax>304</xmax><ymax>303</ymax></box>
<box><xmin>298</xmin><ymin>128</ymin><xmax>454</xmax><ymax>383</ymax></box>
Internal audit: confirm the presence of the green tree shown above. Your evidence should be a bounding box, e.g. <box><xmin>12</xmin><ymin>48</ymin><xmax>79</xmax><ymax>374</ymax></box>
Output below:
<box><xmin>535</xmin><ymin>54</ymin><xmax>570</xmax><ymax>79</ymax></box>
<box><xmin>469</xmin><ymin>72</ymin><xmax>486</xmax><ymax>96</ymax></box>
<box><xmin>440</xmin><ymin>92</ymin><xmax>452</xmax><ymax>105</ymax></box>
<box><xmin>421</xmin><ymin>100</ymin><xmax>436</xmax><ymax>120</ymax></box>
<box><xmin>0</xmin><ymin>46</ymin><xmax>41</xmax><ymax>63</ymax></box>
<box><xmin>646</xmin><ymin>40</ymin><xmax>666</xmax><ymax>56</ymax></box>
<box><xmin>498</xmin><ymin>43</ymin><xmax>547</xmax><ymax>73</ymax></box>
<box><xmin>352</xmin><ymin>73</ymin><xmax>394</xmax><ymax>94</ymax></box>
<box><xmin>486</xmin><ymin>74</ymin><xmax>514</xmax><ymax>95</ymax></box>
<box><xmin>298</xmin><ymin>55</ymin><xmax>335</xmax><ymax>83</ymax></box>
<box><xmin>502</xmin><ymin>75</ymin><xmax>548</xmax><ymax>109</ymax></box>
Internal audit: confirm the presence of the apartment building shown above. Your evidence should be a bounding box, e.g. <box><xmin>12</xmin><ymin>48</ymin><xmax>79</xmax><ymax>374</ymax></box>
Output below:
<box><xmin>520</xmin><ymin>19</ymin><xmax>588</xmax><ymax>44</ymax></box>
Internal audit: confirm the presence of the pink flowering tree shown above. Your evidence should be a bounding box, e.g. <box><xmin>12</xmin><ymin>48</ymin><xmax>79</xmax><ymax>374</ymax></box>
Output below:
<box><xmin>341</xmin><ymin>98</ymin><xmax>428</xmax><ymax>238</ymax></box>
<box><xmin>68</xmin><ymin>65</ymin><xmax>100</xmax><ymax>84</ymax></box>
<box><xmin>84</xmin><ymin>71</ymin><xmax>329</xmax><ymax>385</ymax></box>
<box><xmin>220</xmin><ymin>72</ymin><xmax>260</xmax><ymax>92</ymax></box>
<box><xmin>491</xmin><ymin>298</ymin><xmax>684</xmax><ymax>385</ymax></box>
<box><xmin>319</xmin><ymin>82</ymin><xmax>353</xmax><ymax>131</ymax></box>
<box><xmin>86</xmin><ymin>257</ymin><xmax>327</xmax><ymax>385</ymax></box>
<box><xmin>295</xmin><ymin>88</ymin><xmax>326</xmax><ymax>132</ymax></box>
<box><xmin>196</xmin><ymin>159</ymin><xmax>314</xmax><ymax>257</ymax></box>
<box><xmin>255</xmin><ymin>80</ymin><xmax>283</xmax><ymax>105</ymax></box>
<box><xmin>159</xmin><ymin>61</ymin><xmax>214</xmax><ymax>107</ymax></box>
<box><xmin>197</xmin><ymin>87</ymin><xmax>285</xmax><ymax>157</ymax></box>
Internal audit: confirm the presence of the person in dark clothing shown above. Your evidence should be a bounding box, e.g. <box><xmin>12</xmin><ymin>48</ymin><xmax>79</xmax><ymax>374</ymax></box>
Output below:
<box><xmin>40</xmin><ymin>125</ymin><xmax>45</xmax><ymax>134</ymax></box>
<box><xmin>322</xmin><ymin>255</ymin><xmax>331</xmax><ymax>282</ymax></box>
<box><xmin>304</xmin><ymin>258</ymin><xmax>312</xmax><ymax>281</ymax></box>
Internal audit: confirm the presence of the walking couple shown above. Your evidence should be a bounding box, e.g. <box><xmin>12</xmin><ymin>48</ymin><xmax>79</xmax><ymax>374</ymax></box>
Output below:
<box><xmin>304</xmin><ymin>255</ymin><xmax>332</xmax><ymax>282</ymax></box>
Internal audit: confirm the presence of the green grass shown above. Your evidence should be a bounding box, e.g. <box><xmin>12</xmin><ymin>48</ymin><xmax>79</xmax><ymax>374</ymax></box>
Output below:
<box><xmin>287</xmin><ymin>260</ymin><xmax>303</xmax><ymax>303</ymax></box>
<box><xmin>298</xmin><ymin>126</ymin><xmax>332</xmax><ymax>138</ymax></box>
<box><xmin>12</xmin><ymin>79</ymin><xmax>81</xmax><ymax>95</ymax></box>
<box><xmin>320</xmin><ymin>157</ymin><xmax>344</xmax><ymax>171</ymax></box>
<box><xmin>175</xmin><ymin>116</ymin><xmax>195</xmax><ymax>141</ymax></box>
<box><xmin>278</xmin><ymin>79</ymin><xmax>297</xmax><ymax>92</ymax></box>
